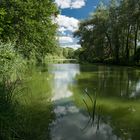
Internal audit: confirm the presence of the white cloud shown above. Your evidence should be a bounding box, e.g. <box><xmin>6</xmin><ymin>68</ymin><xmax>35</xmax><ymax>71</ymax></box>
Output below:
<box><xmin>71</xmin><ymin>0</ymin><xmax>86</xmax><ymax>8</ymax></box>
<box><xmin>55</xmin><ymin>0</ymin><xmax>71</xmax><ymax>9</ymax></box>
<box><xmin>55</xmin><ymin>15</ymin><xmax>80</xmax><ymax>49</ymax></box>
<box><xmin>59</xmin><ymin>36</ymin><xmax>73</xmax><ymax>44</ymax></box>
<box><xmin>58</xmin><ymin>27</ymin><xmax>66</xmax><ymax>32</ymax></box>
<box><xmin>58</xmin><ymin>36</ymin><xmax>81</xmax><ymax>49</ymax></box>
<box><xmin>55</xmin><ymin>0</ymin><xmax>86</xmax><ymax>9</ymax></box>
<box><xmin>56</xmin><ymin>15</ymin><xmax>79</xmax><ymax>33</ymax></box>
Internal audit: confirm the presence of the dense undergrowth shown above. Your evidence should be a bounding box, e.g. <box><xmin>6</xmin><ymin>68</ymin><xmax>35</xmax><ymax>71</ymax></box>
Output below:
<box><xmin>0</xmin><ymin>42</ymin><xmax>54</xmax><ymax>140</ymax></box>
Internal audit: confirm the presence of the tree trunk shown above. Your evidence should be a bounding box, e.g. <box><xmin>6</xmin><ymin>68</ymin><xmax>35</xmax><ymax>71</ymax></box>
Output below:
<box><xmin>114</xmin><ymin>30</ymin><xmax>120</xmax><ymax>63</ymax></box>
<box><xmin>105</xmin><ymin>32</ymin><xmax>113</xmax><ymax>57</ymax></box>
<box><xmin>134</xmin><ymin>23</ymin><xmax>138</xmax><ymax>55</ymax></box>
<box><xmin>115</xmin><ymin>43</ymin><xmax>119</xmax><ymax>63</ymax></box>
<box><xmin>125</xmin><ymin>25</ymin><xmax>131</xmax><ymax>60</ymax></box>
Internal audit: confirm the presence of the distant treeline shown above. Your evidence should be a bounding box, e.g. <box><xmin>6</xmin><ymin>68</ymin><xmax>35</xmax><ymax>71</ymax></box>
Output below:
<box><xmin>50</xmin><ymin>47</ymin><xmax>75</xmax><ymax>59</ymax></box>
<box><xmin>74</xmin><ymin>0</ymin><xmax>140</xmax><ymax>65</ymax></box>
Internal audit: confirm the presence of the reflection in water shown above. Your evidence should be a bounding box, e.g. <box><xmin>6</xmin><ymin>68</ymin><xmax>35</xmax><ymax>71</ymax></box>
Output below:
<box><xmin>129</xmin><ymin>80</ymin><xmax>140</xmax><ymax>98</ymax></box>
<box><xmin>78</xmin><ymin>65</ymin><xmax>140</xmax><ymax>99</ymax></box>
<box><xmin>51</xmin><ymin>106</ymin><xmax>120</xmax><ymax>140</ymax></box>
<box><xmin>72</xmin><ymin>65</ymin><xmax>140</xmax><ymax>140</ymax></box>
<box><xmin>48</xmin><ymin>64</ymin><xmax>80</xmax><ymax>101</ymax></box>
<box><xmin>48</xmin><ymin>64</ymin><xmax>121</xmax><ymax>140</ymax></box>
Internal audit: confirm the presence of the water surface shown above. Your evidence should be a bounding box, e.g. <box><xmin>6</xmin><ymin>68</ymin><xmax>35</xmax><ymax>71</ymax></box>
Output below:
<box><xmin>46</xmin><ymin>64</ymin><xmax>140</xmax><ymax>140</ymax></box>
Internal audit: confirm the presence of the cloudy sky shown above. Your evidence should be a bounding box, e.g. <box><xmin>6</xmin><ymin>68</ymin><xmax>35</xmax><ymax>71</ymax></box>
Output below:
<box><xmin>55</xmin><ymin>0</ymin><xmax>104</xmax><ymax>49</ymax></box>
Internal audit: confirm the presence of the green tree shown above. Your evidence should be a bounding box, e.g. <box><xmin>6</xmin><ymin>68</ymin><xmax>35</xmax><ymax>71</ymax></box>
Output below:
<box><xmin>74</xmin><ymin>0</ymin><xmax>140</xmax><ymax>64</ymax></box>
<box><xmin>0</xmin><ymin>0</ymin><xmax>59</xmax><ymax>62</ymax></box>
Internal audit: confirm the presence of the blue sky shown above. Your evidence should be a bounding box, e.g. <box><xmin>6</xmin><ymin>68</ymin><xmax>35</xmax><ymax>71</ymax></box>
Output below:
<box><xmin>55</xmin><ymin>0</ymin><xmax>108</xmax><ymax>49</ymax></box>
<box><xmin>61</xmin><ymin>0</ymin><xmax>99</xmax><ymax>19</ymax></box>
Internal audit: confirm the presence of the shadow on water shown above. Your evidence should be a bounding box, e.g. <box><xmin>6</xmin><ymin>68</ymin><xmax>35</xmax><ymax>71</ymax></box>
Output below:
<box><xmin>71</xmin><ymin>64</ymin><xmax>140</xmax><ymax>140</ymax></box>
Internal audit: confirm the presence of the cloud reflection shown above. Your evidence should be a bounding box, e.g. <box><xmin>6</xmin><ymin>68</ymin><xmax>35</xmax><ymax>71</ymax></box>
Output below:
<box><xmin>49</xmin><ymin>64</ymin><xmax>121</xmax><ymax>140</ymax></box>
<box><xmin>51</xmin><ymin>104</ymin><xmax>120</xmax><ymax>140</ymax></box>
<box><xmin>49</xmin><ymin>64</ymin><xmax>80</xmax><ymax>101</ymax></box>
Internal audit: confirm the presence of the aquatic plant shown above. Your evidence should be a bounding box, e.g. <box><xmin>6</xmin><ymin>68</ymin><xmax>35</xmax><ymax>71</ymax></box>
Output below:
<box><xmin>82</xmin><ymin>88</ymin><xmax>102</xmax><ymax>132</ymax></box>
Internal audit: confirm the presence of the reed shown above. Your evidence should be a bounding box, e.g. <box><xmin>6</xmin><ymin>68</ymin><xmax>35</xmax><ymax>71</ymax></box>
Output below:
<box><xmin>82</xmin><ymin>89</ymin><xmax>102</xmax><ymax>132</ymax></box>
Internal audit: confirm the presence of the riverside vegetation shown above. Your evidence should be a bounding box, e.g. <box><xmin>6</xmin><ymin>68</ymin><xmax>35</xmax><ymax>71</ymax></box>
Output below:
<box><xmin>74</xmin><ymin>0</ymin><xmax>140</xmax><ymax>65</ymax></box>
<box><xmin>0</xmin><ymin>0</ymin><xmax>140</xmax><ymax>140</ymax></box>
<box><xmin>0</xmin><ymin>0</ymin><xmax>59</xmax><ymax>139</ymax></box>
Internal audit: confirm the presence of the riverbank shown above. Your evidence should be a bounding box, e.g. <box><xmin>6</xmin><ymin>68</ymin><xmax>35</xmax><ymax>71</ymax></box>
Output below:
<box><xmin>78</xmin><ymin>59</ymin><xmax>140</xmax><ymax>68</ymax></box>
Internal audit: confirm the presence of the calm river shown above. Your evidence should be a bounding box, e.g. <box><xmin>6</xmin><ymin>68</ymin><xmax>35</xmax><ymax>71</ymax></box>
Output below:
<box><xmin>39</xmin><ymin>63</ymin><xmax>140</xmax><ymax>140</ymax></box>
<box><xmin>40</xmin><ymin>64</ymin><xmax>140</xmax><ymax>140</ymax></box>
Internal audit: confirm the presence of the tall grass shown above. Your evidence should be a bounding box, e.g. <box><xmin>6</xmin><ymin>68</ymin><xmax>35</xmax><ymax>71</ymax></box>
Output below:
<box><xmin>0</xmin><ymin>42</ymin><xmax>26</xmax><ymax>104</ymax></box>
<box><xmin>0</xmin><ymin>42</ymin><xmax>54</xmax><ymax>140</ymax></box>
<box><xmin>0</xmin><ymin>42</ymin><xmax>26</xmax><ymax>140</ymax></box>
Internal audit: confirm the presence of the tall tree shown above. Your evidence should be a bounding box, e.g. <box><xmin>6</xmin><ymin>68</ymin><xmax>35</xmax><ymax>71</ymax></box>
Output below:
<box><xmin>74</xmin><ymin>0</ymin><xmax>140</xmax><ymax>64</ymax></box>
<box><xmin>0</xmin><ymin>0</ymin><xmax>59</xmax><ymax>62</ymax></box>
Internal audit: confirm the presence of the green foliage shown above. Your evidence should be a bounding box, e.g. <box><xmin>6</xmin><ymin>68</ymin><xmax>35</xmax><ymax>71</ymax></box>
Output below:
<box><xmin>0</xmin><ymin>42</ymin><xmax>27</xmax><ymax>140</ymax></box>
<box><xmin>64</xmin><ymin>47</ymin><xmax>75</xmax><ymax>58</ymax></box>
<box><xmin>48</xmin><ymin>46</ymin><xmax>75</xmax><ymax>59</ymax></box>
<box><xmin>0</xmin><ymin>0</ymin><xmax>59</xmax><ymax>139</ymax></box>
<box><xmin>0</xmin><ymin>42</ymin><xmax>26</xmax><ymax>81</ymax></box>
<box><xmin>0</xmin><ymin>42</ymin><xmax>26</xmax><ymax>108</ymax></box>
<box><xmin>0</xmin><ymin>0</ymin><xmax>59</xmax><ymax>62</ymax></box>
<box><xmin>74</xmin><ymin>0</ymin><xmax>140</xmax><ymax>64</ymax></box>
